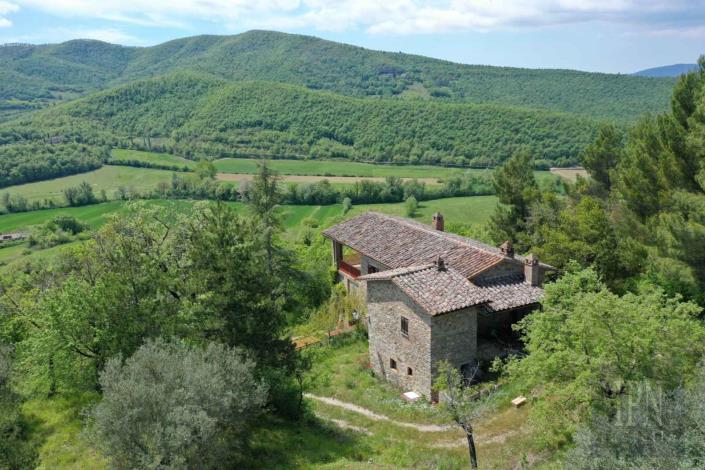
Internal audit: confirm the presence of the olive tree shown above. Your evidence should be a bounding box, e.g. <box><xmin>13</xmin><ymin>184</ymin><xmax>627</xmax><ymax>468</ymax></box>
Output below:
<box><xmin>89</xmin><ymin>339</ymin><xmax>267</xmax><ymax>469</ymax></box>
<box><xmin>435</xmin><ymin>361</ymin><xmax>495</xmax><ymax>470</ymax></box>
<box><xmin>566</xmin><ymin>363</ymin><xmax>705</xmax><ymax>469</ymax></box>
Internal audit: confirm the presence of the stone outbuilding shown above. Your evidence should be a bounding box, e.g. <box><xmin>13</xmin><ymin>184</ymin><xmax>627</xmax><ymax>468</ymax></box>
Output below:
<box><xmin>322</xmin><ymin>211</ymin><xmax>553</xmax><ymax>399</ymax></box>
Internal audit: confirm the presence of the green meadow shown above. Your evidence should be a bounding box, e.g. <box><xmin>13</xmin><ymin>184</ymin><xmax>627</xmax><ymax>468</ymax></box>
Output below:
<box><xmin>213</xmin><ymin>157</ymin><xmax>475</xmax><ymax>178</ymax></box>
<box><xmin>0</xmin><ymin>196</ymin><xmax>496</xmax><ymax>234</ymax></box>
<box><xmin>0</xmin><ymin>196</ymin><xmax>498</xmax><ymax>268</ymax></box>
<box><xmin>1</xmin><ymin>166</ymin><xmax>176</xmax><ymax>203</ymax></box>
<box><xmin>110</xmin><ymin>149</ymin><xmax>196</xmax><ymax>169</ymax></box>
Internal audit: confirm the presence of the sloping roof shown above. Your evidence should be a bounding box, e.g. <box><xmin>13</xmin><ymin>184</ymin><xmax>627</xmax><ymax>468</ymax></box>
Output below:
<box><xmin>323</xmin><ymin>212</ymin><xmax>520</xmax><ymax>279</ymax></box>
<box><xmin>360</xmin><ymin>264</ymin><xmax>491</xmax><ymax>316</ymax></box>
<box><xmin>474</xmin><ymin>274</ymin><xmax>544</xmax><ymax>312</ymax></box>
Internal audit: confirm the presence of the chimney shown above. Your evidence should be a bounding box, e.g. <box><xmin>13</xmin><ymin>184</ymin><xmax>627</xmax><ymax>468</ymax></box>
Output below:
<box><xmin>432</xmin><ymin>212</ymin><xmax>444</xmax><ymax>231</ymax></box>
<box><xmin>524</xmin><ymin>253</ymin><xmax>541</xmax><ymax>286</ymax></box>
<box><xmin>499</xmin><ymin>240</ymin><xmax>514</xmax><ymax>258</ymax></box>
<box><xmin>436</xmin><ymin>256</ymin><xmax>446</xmax><ymax>272</ymax></box>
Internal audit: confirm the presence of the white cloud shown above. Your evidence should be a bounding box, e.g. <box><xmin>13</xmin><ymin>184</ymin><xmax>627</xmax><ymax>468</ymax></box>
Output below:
<box><xmin>49</xmin><ymin>27</ymin><xmax>145</xmax><ymax>44</ymax></box>
<box><xmin>14</xmin><ymin>0</ymin><xmax>705</xmax><ymax>35</ymax></box>
<box><xmin>0</xmin><ymin>1</ymin><xmax>18</xmax><ymax>28</ymax></box>
<box><xmin>650</xmin><ymin>25</ymin><xmax>705</xmax><ymax>39</ymax></box>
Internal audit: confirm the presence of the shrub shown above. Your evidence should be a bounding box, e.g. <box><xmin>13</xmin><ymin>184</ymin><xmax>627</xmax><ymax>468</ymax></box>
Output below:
<box><xmin>0</xmin><ymin>345</ymin><xmax>38</xmax><ymax>469</ymax></box>
<box><xmin>88</xmin><ymin>340</ymin><xmax>267</xmax><ymax>469</ymax></box>
<box><xmin>405</xmin><ymin>195</ymin><xmax>418</xmax><ymax>217</ymax></box>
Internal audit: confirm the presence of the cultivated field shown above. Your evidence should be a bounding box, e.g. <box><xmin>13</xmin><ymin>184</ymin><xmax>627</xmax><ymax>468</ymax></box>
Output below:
<box><xmin>213</xmin><ymin>157</ymin><xmax>475</xmax><ymax>178</ymax></box>
<box><xmin>110</xmin><ymin>149</ymin><xmax>195</xmax><ymax>169</ymax></box>
<box><xmin>0</xmin><ymin>166</ymin><xmax>175</xmax><ymax>203</ymax></box>
<box><xmin>0</xmin><ymin>196</ymin><xmax>498</xmax><ymax>269</ymax></box>
<box><xmin>0</xmin><ymin>196</ymin><xmax>497</xmax><ymax>235</ymax></box>
<box><xmin>550</xmin><ymin>167</ymin><xmax>588</xmax><ymax>181</ymax></box>
<box><xmin>2</xmin><ymin>152</ymin><xmax>562</xmax><ymax>207</ymax></box>
<box><xmin>215</xmin><ymin>173</ymin><xmax>442</xmax><ymax>185</ymax></box>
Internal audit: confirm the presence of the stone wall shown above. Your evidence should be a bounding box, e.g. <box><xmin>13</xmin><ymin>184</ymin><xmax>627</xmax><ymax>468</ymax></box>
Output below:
<box><xmin>361</xmin><ymin>255</ymin><xmax>390</xmax><ymax>275</ymax></box>
<box><xmin>367</xmin><ymin>280</ymin><xmax>482</xmax><ymax>398</ymax></box>
<box><xmin>367</xmin><ymin>280</ymin><xmax>433</xmax><ymax>396</ymax></box>
<box><xmin>430</xmin><ymin>307</ymin><xmax>479</xmax><ymax>382</ymax></box>
<box><xmin>473</xmin><ymin>260</ymin><xmax>524</xmax><ymax>282</ymax></box>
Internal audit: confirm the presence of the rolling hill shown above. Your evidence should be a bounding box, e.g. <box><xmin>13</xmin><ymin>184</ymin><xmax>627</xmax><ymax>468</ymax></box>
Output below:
<box><xmin>0</xmin><ymin>30</ymin><xmax>675</xmax><ymax>122</ymax></box>
<box><xmin>0</xmin><ymin>72</ymin><xmax>599</xmax><ymax>188</ymax></box>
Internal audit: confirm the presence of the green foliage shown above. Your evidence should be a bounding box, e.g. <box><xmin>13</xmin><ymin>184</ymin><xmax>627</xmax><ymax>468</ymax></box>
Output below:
<box><xmin>503</xmin><ymin>268</ymin><xmax>705</xmax><ymax>447</ymax></box>
<box><xmin>566</xmin><ymin>363</ymin><xmax>705</xmax><ymax>469</ymax></box>
<box><xmin>489</xmin><ymin>149</ymin><xmax>539</xmax><ymax>250</ymax></box>
<box><xmin>0</xmin><ymin>31</ymin><xmax>673</xmax><ymax>122</ymax></box>
<box><xmin>63</xmin><ymin>181</ymin><xmax>98</xmax><ymax>207</ymax></box>
<box><xmin>301</xmin><ymin>284</ymin><xmax>365</xmax><ymax>335</ymax></box>
<box><xmin>194</xmin><ymin>158</ymin><xmax>217</xmax><ymax>179</ymax></box>
<box><xmin>0</xmin><ymin>344</ymin><xmax>38</xmax><ymax>469</ymax></box>
<box><xmin>0</xmin><ymin>141</ymin><xmax>107</xmax><ymax>188</ymax></box>
<box><xmin>88</xmin><ymin>339</ymin><xmax>267</xmax><ymax>469</ymax></box>
<box><xmin>530</xmin><ymin>196</ymin><xmax>636</xmax><ymax>288</ymax></box>
<box><xmin>28</xmin><ymin>215</ymin><xmax>89</xmax><ymax>249</ymax></box>
<box><xmin>1</xmin><ymin>75</ymin><xmax>601</xmax><ymax>179</ymax></box>
<box><xmin>404</xmin><ymin>195</ymin><xmax>418</xmax><ymax>217</ymax></box>
<box><xmin>579</xmin><ymin>123</ymin><xmax>623</xmax><ymax>192</ymax></box>
<box><xmin>341</xmin><ymin>197</ymin><xmax>352</xmax><ymax>214</ymax></box>
<box><xmin>588</xmin><ymin>58</ymin><xmax>705</xmax><ymax>302</ymax></box>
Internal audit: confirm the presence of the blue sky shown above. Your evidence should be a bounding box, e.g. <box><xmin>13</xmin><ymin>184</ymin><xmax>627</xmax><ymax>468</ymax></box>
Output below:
<box><xmin>0</xmin><ymin>1</ymin><xmax>703</xmax><ymax>73</ymax></box>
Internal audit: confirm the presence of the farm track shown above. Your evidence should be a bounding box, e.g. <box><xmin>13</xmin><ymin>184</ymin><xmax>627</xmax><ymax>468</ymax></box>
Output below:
<box><xmin>307</xmin><ymin>393</ymin><xmax>527</xmax><ymax>449</ymax></box>
<box><xmin>305</xmin><ymin>393</ymin><xmax>453</xmax><ymax>432</ymax></box>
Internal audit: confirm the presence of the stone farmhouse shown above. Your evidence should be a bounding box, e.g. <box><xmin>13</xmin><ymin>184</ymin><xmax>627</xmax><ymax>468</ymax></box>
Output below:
<box><xmin>323</xmin><ymin>212</ymin><xmax>553</xmax><ymax>399</ymax></box>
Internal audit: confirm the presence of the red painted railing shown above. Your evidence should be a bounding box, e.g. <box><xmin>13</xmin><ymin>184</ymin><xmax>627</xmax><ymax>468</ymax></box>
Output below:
<box><xmin>338</xmin><ymin>260</ymin><xmax>361</xmax><ymax>279</ymax></box>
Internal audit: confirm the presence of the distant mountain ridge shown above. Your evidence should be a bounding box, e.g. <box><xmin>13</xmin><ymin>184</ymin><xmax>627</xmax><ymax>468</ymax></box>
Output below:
<box><xmin>632</xmin><ymin>64</ymin><xmax>699</xmax><ymax>78</ymax></box>
<box><xmin>0</xmin><ymin>30</ymin><xmax>675</xmax><ymax>123</ymax></box>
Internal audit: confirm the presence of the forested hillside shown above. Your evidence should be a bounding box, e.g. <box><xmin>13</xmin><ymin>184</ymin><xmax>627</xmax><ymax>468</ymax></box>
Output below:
<box><xmin>0</xmin><ymin>30</ymin><xmax>674</xmax><ymax>122</ymax></box>
<box><xmin>0</xmin><ymin>73</ymin><xmax>599</xmax><ymax>187</ymax></box>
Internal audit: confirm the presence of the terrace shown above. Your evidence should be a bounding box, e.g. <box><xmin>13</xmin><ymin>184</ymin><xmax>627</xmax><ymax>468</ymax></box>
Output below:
<box><xmin>338</xmin><ymin>252</ymin><xmax>361</xmax><ymax>279</ymax></box>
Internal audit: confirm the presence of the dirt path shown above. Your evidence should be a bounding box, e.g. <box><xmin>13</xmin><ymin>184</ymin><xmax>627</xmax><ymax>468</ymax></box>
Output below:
<box><xmin>216</xmin><ymin>173</ymin><xmax>441</xmax><ymax>185</ymax></box>
<box><xmin>305</xmin><ymin>393</ymin><xmax>453</xmax><ymax>432</ymax></box>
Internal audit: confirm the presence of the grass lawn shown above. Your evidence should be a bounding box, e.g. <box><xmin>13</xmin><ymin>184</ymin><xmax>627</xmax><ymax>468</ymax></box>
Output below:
<box><xmin>296</xmin><ymin>333</ymin><xmax>549</xmax><ymax>469</ymax></box>
<box><xmin>22</xmin><ymin>394</ymin><xmax>107</xmax><ymax>470</ymax></box>
<box><xmin>110</xmin><ymin>149</ymin><xmax>196</xmax><ymax>169</ymax></box>
<box><xmin>0</xmin><ymin>166</ymin><xmax>176</xmax><ymax>203</ymax></box>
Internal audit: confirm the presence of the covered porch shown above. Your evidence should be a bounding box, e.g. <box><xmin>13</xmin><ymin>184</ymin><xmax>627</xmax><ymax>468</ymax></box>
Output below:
<box><xmin>331</xmin><ymin>239</ymin><xmax>362</xmax><ymax>282</ymax></box>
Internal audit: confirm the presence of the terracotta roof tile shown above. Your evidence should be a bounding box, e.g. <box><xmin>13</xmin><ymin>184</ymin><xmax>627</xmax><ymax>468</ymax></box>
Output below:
<box><xmin>474</xmin><ymin>274</ymin><xmax>544</xmax><ymax>312</ymax></box>
<box><xmin>323</xmin><ymin>212</ymin><xmax>515</xmax><ymax>278</ymax></box>
<box><xmin>362</xmin><ymin>263</ymin><xmax>490</xmax><ymax>315</ymax></box>
<box><xmin>325</xmin><ymin>212</ymin><xmax>550</xmax><ymax>315</ymax></box>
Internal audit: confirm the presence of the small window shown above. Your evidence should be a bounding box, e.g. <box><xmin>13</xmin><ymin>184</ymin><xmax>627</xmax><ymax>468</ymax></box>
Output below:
<box><xmin>407</xmin><ymin>367</ymin><xmax>413</xmax><ymax>376</ymax></box>
<box><xmin>390</xmin><ymin>358</ymin><xmax>397</xmax><ymax>370</ymax></box>
<box><xmin>401</xmin><ymin>316</ymin><xmax>409</xmax><ymax>337</ymax></box>
<box><xmin>367</xmin><ymin>265</ymin><xmax>379</xmax><ymax>274</ymax></box>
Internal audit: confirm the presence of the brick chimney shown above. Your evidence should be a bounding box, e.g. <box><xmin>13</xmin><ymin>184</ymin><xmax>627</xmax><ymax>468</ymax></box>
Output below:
<box><xmin>436</xmin><ymin>255</ymin><xmax>446</xmax><ymax>272</ymax></box>
<box><xmin>432</xmin><ymin>212</ymin><xmax>444</xmax><ymax>231</ymax></box>
<box><xmin>524</xmin><ymin>253</ymin><xmax>541</xmax><ymax>286</ymax></box>
<box><xmin>499</xmin><ymin>240</ymin><xmax>514</xmax><ymax>258</ymax></box>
